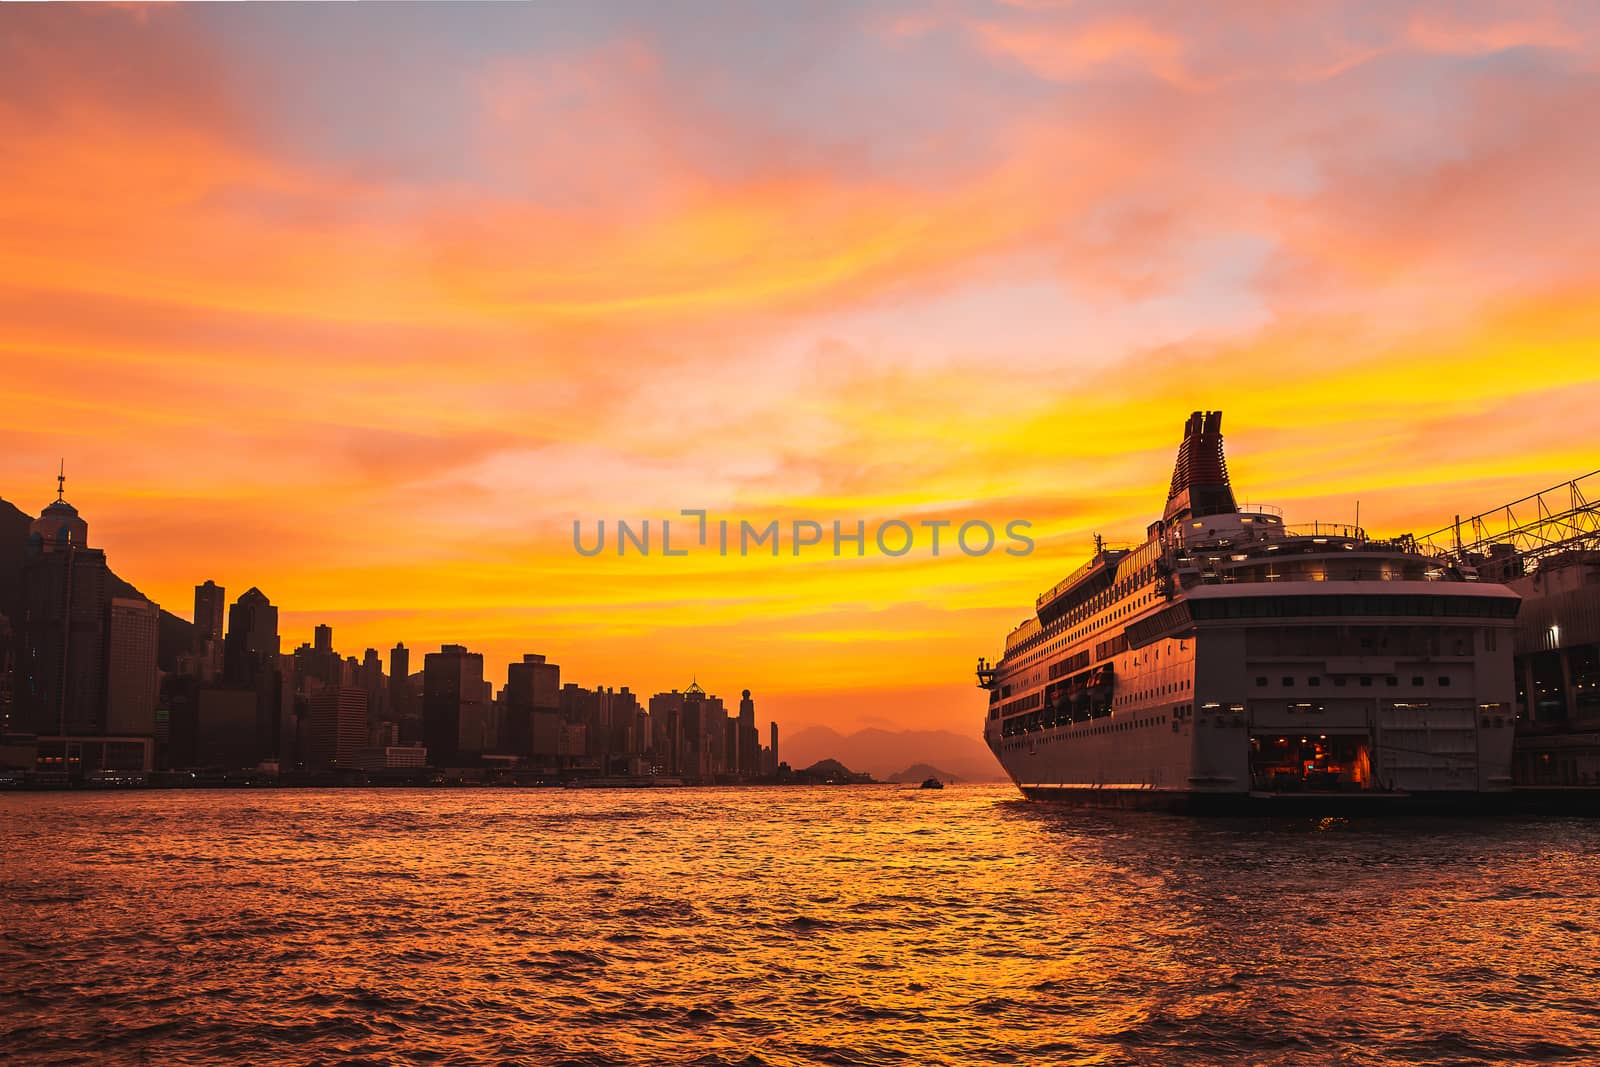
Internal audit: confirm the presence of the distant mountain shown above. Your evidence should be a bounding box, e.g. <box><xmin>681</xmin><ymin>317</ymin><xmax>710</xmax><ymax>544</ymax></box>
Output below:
<box><xmin>796</xmin><ymin>758</ymin><xmax>872</xmax><ymax>783</ymax></box>
<box><xmin>785</xmin><ymin>725</ymin><xmax>1004</xmax><ymax>783</ymax></box>
<box><xmin>887</xmin><ymin>763</ymin><xmax>961</xmax><ymax>784</ymax></box>
<box><xmin>0</xmin><ymin>496</ymin><xmax>195</xmax><ymax>671</ymax></box>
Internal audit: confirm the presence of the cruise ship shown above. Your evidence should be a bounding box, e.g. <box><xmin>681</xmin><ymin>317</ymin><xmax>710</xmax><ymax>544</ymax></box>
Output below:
<box><xmin>978</xmin><ymin>411</ymin><xmax>1521</xmax><ymax>808</ymax></box>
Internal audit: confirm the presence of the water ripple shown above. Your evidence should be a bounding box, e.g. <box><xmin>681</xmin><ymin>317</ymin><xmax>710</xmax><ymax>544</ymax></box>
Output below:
<box><xmin>5</xmin><ymin>787</ymin><xmax>1600</xmax><ymax>1065</ymax></box>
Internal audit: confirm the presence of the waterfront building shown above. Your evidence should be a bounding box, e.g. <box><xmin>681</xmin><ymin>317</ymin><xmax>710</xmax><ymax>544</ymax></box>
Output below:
<box><xmin>304</xmin><ymin>686</ymin><xmax>369</xmax><ymax>769</ymax></box>
<box><xmin>352</xmin><ymin>744</ymin><xmax>427</xmax><ymax>771</ymax></box>
<box><xmin>1505</xmin><ymin>550</ymin><xmax>1600</xmax><ymax>784</ymax></box>
<box><xmin>423</xmin><ymin>644</ymin><xmax>485</xmax><ymax>765</ymax></box>
<box><xmin>104</xmin><ymin>596</ymin><xmax>159</xmax><ymax>736</ymax></box>
<box><xmin>17</xmin><ymin>473</ymin><xmax>110</xmax><ymax>736</ymax></box>
<box><xmin>503</xmin><ymin>653</ymin><xmax>560</xmax><ymax>758</ymax></box>
<box><xmin>195</xmin><ymin>687</ymin><xmax>261</xmax><ymax>769</ymax></box>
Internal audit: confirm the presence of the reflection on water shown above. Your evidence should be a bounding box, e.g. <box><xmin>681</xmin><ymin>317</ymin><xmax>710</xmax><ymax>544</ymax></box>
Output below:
<box><xmin>4</xmin><ymin>786</ymin><xmax>1600</xmax><ymax>1065</ymax></box>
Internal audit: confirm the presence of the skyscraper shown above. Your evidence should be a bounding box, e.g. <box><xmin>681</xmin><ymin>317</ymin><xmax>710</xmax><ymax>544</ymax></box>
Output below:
<box><xmin>189</xmin><ymin>579</ymin><xmax>226</xmax><ymax>682</ymax></box>
<box><xmin>221</xmin><ymin>587</ymin><xmax>283</xmax><ymax>764</ymax></box>
<box><xmin>193</xmin><ymin>580</ymin><xmax>225</xmax><ymax>644</ymax></box>
<box><xmin>505</xmin><ymin>654</ymin><xmax>561</xmax><ymax>757</ymax></box>
<box><xmin>17</xmin><ymin>471</ymin><xmax>110</xmax><ymax>736</ymax></box>
<box><xmin>422</xmin><ymin>644</ymin><xmax>484</xmax><ymax>766</ymax></box>
<box><xmin>304</xmin><ymin>687</ymin><xmax>369</xmax><ymax>769</ymax></box>
<box><xmin>105</xmin><ymin>597</ymin><xmax>159</xmax><ymax>736</ymax></box>
<box><xmin>360</xmin><ymin>647</ymin><xmax>384</xmax><ymax>725</ymax></box>
<box><xmin>223</xmin><ymin>588</ymin><xmax>279</xmax><ymax>689</ymax></box>
<box><xmin>738</xmin><ymin>689</ymin><xmax>759</xmax><ymax>777</ymax></box>
<box><xmin>313</xmin><ymin>623</ymin><xmax>333</xmax><ymax>655</ymax></box>
<box><xmin>389</xmin><ymin>642</ymin><xmax>413</xmax><ymax>723</ymax></box>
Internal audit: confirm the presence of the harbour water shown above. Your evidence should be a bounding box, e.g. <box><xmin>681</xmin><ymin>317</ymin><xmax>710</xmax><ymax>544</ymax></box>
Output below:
<box><xmin>4</xmin><ymin>786</ymin><xmax>1600</xmax><ymax>1066</ymax></box>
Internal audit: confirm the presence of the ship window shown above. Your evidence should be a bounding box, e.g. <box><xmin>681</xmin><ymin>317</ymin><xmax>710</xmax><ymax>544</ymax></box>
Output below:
<box><xmin>1386</xmin><ymin>676</ymin><xmax>1398</xmax><ymax>687</ymax></box>
<box><xmin>1334</xmin><ymin>677</ymin><xmax>1347</xmax><ymax>687</ymax></box>
<box><xmin>1255</xmin><ymin>677</ymin><xmax>1267</xmax><ymax>687</ymax></box>
<box><xmin>1360</xmin><ymin>676</ymin><xmax>1373</xmax><ymax>687</ymax></box>
<box><xmin>1308</xmin><ymin>677</ymin><xmax>1321</xmax><ymax>687</ymax></box>
<box><xmin>1412</xmin><ymin>676</ymin><xmax>1424</xmax><ymax>686</ymax></box>
<box><xmin>1281</xmin><ymin>676</ymin><xmax>1294</xmax><ymax>687</ymax></box>
<box><xmin>1438</xmin><ymin>676</ymin><xmax>1451</xmax><ymax>686</ymax></box>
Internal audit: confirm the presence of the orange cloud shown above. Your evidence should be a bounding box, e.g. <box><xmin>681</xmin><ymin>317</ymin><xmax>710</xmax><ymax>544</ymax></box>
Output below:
<box><xmin>2</xmin><ymin>3</ymin><xmax>1598</xmax><ymax>737</ymax></box>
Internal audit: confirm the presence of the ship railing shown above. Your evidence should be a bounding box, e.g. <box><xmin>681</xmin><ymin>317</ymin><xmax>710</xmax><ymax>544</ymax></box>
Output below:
<box><xmin>1280</xmin><ymin>522</ymin><xmax>1368</xmax><ymax>541</ymax></box>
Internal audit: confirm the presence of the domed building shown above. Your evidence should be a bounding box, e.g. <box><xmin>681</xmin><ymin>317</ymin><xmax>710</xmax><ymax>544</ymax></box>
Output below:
<box><xmin>18</xmin><ymin>468</ymin><xmax>110</xmax><ymax>737</ymax></box>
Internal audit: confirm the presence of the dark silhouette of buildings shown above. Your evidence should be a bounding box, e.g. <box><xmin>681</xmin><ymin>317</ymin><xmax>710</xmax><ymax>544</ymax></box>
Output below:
<box><xmin>2</xmin><ymin>471</ymin><xmax>784</xmax><ymax>783</ymax></box>
<box><xmin>223</xmin><ymin>588</ymin><xmax>278</xmax><ymax>689</ymax></box>
<box><xmin>17</xmin><ymin>474</ymin><xmax>110</xmax><ymax>735</ymax></box>
<box><xmin>388</xmin><ymin>642</ymin><xmax>412</xmax><ymax>722</ymax></box>
<box><xmin>188</xmin><ymin>579</ymin><xmax>225</xmax><ymax>682</ymax></box>
<box><xmin>305</xmin><ymin>687</ymin><xmax>369</xmax><ymax>769</ymax></box>
<box><xmin>193</xmin><ymin>580</ymin><xmax>224</xmax><ymax>644</ymax></box>
<box><xmin>219</xmin><ymin>587</ymin><xmax>284</xmax><ymax>766</ymax></box>
<box><xmin>423</xmin><ymin>644</ymin><xmax>484</xmax><ymax>765</ymax></box>
<box><xmin>504</xmin><ymin>653</ymin><xmax>561</xmax><ymax>759</ymax></box>
<box><xmin>738</xmin><ymin>689</ymin><xmax>758</xmax><ymax>775</ymax></box>
<box><xmin>105</xmin><ymin>597</ymin><xmax>159</xmax><ymax>736</ymax></box>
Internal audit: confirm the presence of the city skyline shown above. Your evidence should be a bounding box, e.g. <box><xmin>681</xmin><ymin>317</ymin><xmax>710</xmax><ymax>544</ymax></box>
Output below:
<box><xmin>1</xmin><ymin>477</ymin><xmax>783</xmax><ymax>783</ymax></box>
<box><xmin>5</xmin><ymin>4</ymin><xmax>1600</xmax><ymax>735</ymax></box>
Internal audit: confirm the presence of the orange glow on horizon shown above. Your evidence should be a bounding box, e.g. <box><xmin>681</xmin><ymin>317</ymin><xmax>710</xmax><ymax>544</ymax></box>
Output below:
<box><xmin>3</xmin><ymin>4</ymin><xmax>1598</xmax><ymax>734</ymax></box>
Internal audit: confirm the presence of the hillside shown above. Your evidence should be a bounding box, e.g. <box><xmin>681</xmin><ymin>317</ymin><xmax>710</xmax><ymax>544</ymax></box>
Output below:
<box><xmin>784</xmin><ymin>725</ymin><xmax>1004</xmax><ymax>783</ymax></box>
<box><xmin>0</xmin><ymin>496</ymin><xmax>195</xmax><ymax>670</ymax></box>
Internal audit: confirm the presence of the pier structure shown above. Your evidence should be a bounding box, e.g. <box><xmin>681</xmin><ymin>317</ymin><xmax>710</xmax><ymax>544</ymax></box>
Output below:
<box><xmin>1417</xmin><ymin>472</ymin><xmax>1600</xmax><ymax>785</ymax></box>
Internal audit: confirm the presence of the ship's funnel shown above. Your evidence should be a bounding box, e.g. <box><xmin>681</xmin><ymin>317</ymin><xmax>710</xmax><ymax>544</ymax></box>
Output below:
<box><xmin>1163</xmin><ymin>410</ymin><xmax>1236</xmax><ymax>523</ymax></box>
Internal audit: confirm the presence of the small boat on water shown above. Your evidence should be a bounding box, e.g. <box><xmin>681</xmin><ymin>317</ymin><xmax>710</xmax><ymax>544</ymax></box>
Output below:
<box><xmin>920</xmin><ymin>777</ymin><xmax>944</xmax><ymax>790</ymax></box>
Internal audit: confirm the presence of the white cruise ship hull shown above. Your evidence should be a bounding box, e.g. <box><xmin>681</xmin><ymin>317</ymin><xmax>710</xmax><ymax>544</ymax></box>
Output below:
<box><xmin>978</xmin><ymin>411</ymin><xmax>1520</xmax><ymax>810</ymax></box>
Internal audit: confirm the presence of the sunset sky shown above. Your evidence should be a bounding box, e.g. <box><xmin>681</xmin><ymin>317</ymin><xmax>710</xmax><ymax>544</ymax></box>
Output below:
<box><xmin>3</xmin><ymin>2</ymin><xmax>1598</xmax><ymax>735</ymax></box>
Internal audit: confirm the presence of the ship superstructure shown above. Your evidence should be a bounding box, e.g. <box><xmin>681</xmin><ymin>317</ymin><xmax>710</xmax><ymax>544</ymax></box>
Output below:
<box><xmin>977</xmin><ymin>411</ymin><xmax>1520</xmax><ymax>807</ymax></box>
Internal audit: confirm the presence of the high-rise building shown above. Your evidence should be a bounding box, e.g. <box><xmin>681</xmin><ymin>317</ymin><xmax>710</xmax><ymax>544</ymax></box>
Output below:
<box><xmin>360</xmin><ymin>647</ymin><xmax>384</xmax><ymax>723</ymax></box>
<box><xmin>304</xmin><ymin>687</ymin><xmax>369</xmax><ymax>769</ymax></box>
<box><xmin>770</xmin><ymin>722</ymin><xmax>779</xmax><ymax>774</ymax></box>
<box><xmin>648</xmin><ymin>690</ymin><xmax>685</xmax><ymax>774</ymax></box>
<box><xmin>223</xmin><ymin>588</ymin><xmax>279</xmax><ymax>689</ymax></box>
<box><xmin>423</xmin><ymin>644</ymin><xmax>484</xmax><ymax>766</ymax></box>
<box><xmin>17</xmin><ymin>473</ymin><xmax>110</xmax><ymax>736</ymax></box>
<box><xmin>738</xmin><ymin>689</ymin><xmax>759</xmax><ymax>777</ymax></box>
<box><xmin>188</xmin><ymin>580</ymin><xmax>227</xmax><ymax>682</ymax></box>
<box><xmin>504</xmin><ymin>653</ymin><xmax>561</xmax><ymax>757</ymax></box>
<box><xmin>595</xmin><ymin>686</ymin><xmax>641</xmax><ymax>764</ymax></box>
<box><xmin>313</xmin><ymin>624</ymin><xmax>333</xmax><ymax>654</ymax></box>
<box><xmin>105</xmin><ymin>597</ymin><xmax>159</xmax><ymax>736</ymax></box>
<box><xmin>389</xmin><ymin>642</ymin><xmax>410</xmax><ymax>709</ymax></box>
<box><xmin>193</xmin><ymin>580</ymin><xmax>225</xmax><ymax>644</ymax></box>
<box><xmin>221</xmin><ymin>587</ymin><xmax>283</xmax><ymax>763</ymax></box>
